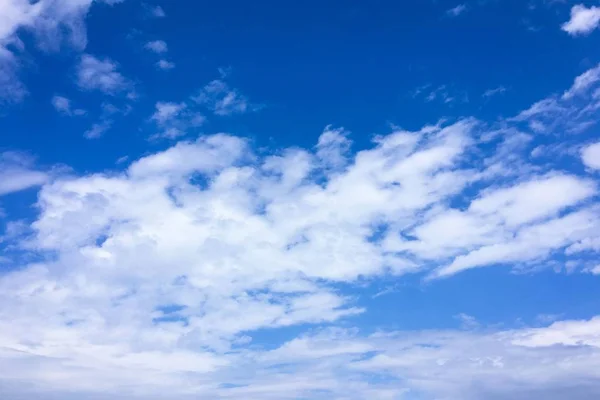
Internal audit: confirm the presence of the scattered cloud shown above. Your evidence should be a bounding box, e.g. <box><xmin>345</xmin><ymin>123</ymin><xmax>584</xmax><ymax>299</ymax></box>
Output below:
<box><xmin>447</xmin><ymin>4</ymin><xmax>468</xmax><ymax>17</ymax></box>
<box><xmin>193</xmin><ymin>78</ymin><xmax>259</xmax><ymax>116</ymax></box>
<box><xmin>510</xmin><ymin>63</ymin><xmax>600</xmax><ymax>134</ymax></box>
<box><xmin>51</xmin><ymin>95</ymin><xmax>86</xmax><ymax>116</ymax></box>
<box><xmin>483</xmin><ymin>86</ymin><xmax>507</xmax><ymax>98</ymax></box>
<box><xmin>414</xmin><ymin>84</ymin><xmax>467</xmax><ymax>104</ymax></box>
<box><xmin>149</xmin><ymin>101</ymin><xmax>205</xmax><ymax>139</ymax></box>
<box><xmin>562</xmin><ymin>5</ymin><xmax>600</xmax><ymax>36</ymax></box>
<box><xmin>156</xmin><ymin>59</ymin><xmax>175</xmax><ymax>70</ymax></box>
<box><xmin>84</xmin><ymin>120</ymin><xmax>112</xmax><ymax>139</ymax></box>
<box><xmin>0</xmin><ymin>0</ymin><xmax>125</xmax><ymax>102</ymax></box>
<box><xmin>144</xmin><ymin>40</ymin><xmax>168</xmax><ymax>54</ymax></box>
<box><xmin>76</xmin><ymin>54</ymin><xmax>129</xmax><ymax>95</ymax></box>
<box><xmin>146</xmin><ymin>4</ymin><xmax>165</xmax><ymax>18</ymax></box>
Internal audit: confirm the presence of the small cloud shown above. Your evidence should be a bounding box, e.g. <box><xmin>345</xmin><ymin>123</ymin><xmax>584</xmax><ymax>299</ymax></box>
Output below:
<box><xmin>76</xmin><ymin>54</ymin><xmax>129</xmax><ymax>95</ymax></box>
<box><xmin>145</xmin><ymin>40</ymin><xmax>168</xmax><ymax>54</ymax></box>
<box><xmin>149</xmin><ymin>5</ymin><xmax>165</xmax><ymax>18</ymax></box>
<box><xmin>156</xmin><ymin>59</ymin><xmax>175</xmax><ymax>70</ymax></box>
<box><xmin>447</xmin><ymin>4</ymin><xmax>468</xmax><ymax>17</ymax></box>
<box><xmin>84</xmin><ymin>120</ymin><xmax>112</xmax><ymax>139</ymax></box>
<box><xmin>482</xmin><ymin>86</ymin><xmax>507</xmax><ymax>98</ymax></box>
<box><xmin>149</xmin><ymin>101</ymin><xmax>205</xmax><ymax>140</ymax></box>
<box><xmin>417</xmin><ymin>84</ymin><xmax>467</xmax><ymax>105</ymax></box>
<box><xmin>193</xmin><ymin>79</ymin><xmax>259</xmax><ymax>116</ymax></box>
<box><xmin>562</xmin><ymin>5</ymin><xmax>600</xmax><ymax>36</ymax></box>
<box><xmin>51</xmin><ymin>95</ymin><xmax>86</xmax><ymax>116</ymax></box>
<box><xmin>455</xmin><ymin>313</ymin><xmax>480</xmax><ymax>330</ymax></box>
<box><xmin>151</xmin><ymin>102</ymin><xmax>186</xmax><ymax>124</ymax></box>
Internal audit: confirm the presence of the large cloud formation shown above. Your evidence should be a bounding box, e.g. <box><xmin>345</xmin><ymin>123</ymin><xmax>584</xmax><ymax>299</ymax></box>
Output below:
<box><xmin>1</xmin><ymin>2</ymin><xmax>600</xmax><ymax>399</ymax></box>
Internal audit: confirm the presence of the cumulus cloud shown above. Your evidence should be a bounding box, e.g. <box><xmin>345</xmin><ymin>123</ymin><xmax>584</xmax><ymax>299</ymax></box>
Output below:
<box><xmin>144</xmin><ymin>40</ymin><xmax>168</xmax><ymax>54</ymax></box>
<box><xmin>156</xmin><ymin>59</ymin><xmax>175</xmax><ymax>70</ymax></box>
<box><xmin>76</xmin><ymin>54</ymin><xmax>129</xmax><ymax>95</ymax></box>
<box><xmin>1</xmin><ymin>100</ymin><xmax>600</xmax><ymax>399</ymax></box>
<box><xmin>3</xmin><ymin>27</ymin><xmax>600</xmax><ymax>400</ymax></box>
<box><xmin>562</xmin><ymin>4</ymin><xmax>600</xmax><ymax>36</ymax></box>
<box><xmin>0</xmin><ymin>0</ymin><xmax>124</xmax><ymax>102</ymax></box>
<box><xmin>51</xmin><ymin>95</ymin><xmax>86</xmax><ymax>116</ymax></box>
<box><xmin>582</xmin><ymin>141</ymin><xmax>600</xmax><ymax>170</ymax></box>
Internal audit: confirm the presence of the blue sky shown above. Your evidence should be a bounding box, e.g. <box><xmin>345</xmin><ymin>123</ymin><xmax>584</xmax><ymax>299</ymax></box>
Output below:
<box><xmin>2</xmin><ymin>0</ymin><xmax>600</xmax><ymax>399</ymax></box>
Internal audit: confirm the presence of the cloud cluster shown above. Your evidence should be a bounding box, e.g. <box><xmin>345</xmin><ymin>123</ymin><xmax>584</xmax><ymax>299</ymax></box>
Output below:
<box><xmin>0</xmin><ymin>0</ymin><xmax>125</xmax><ymax>102</ymax></box>
<box><xmin>1</xmin><ymin>77</ymin><xmax>600</xmax><ymax>395</ymax></box>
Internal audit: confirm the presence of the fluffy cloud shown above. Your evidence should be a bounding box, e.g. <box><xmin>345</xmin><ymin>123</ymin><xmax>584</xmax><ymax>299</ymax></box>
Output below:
<box><xmin>76</xmin><ymin>54</ymin><xmax>129</xmax><ymax>94</ymax></box>
<box><xmin>0</xmin><ymin>0</ymin><xmax>124</xmax><ymax>102</ymax></box>
<box><xmin>144</xmin><ymin>40</ymin><xmax>168</xmax><ymax>54</ymax></box>
<box><xmin>582</xmin><ymin>141</ymin><xmax>600</xmax><ymax>170</ymax></box>
<box><xmin>156</xmin><ymin>59</ymin><xmax>175</xmax><ymax>70</ymax></box>
<box><xmin>2</xmin><ymin>75</ymin><xmax>600</xmax><ymax>398</ymax></box>
<box><xmin>562</xmin><ymin>4</ymin><xmax>600</xmax><ymax>36</ymax></box>
<box><xmin>51</xmin><ymin>95</ymin><xmax>86</xmax><ymax>116</ymax></box>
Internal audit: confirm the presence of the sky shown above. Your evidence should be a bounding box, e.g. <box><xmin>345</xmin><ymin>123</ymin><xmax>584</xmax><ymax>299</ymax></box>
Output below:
<box><xmin>1</xmin><ymin>0</ymin><xmax>600</xmax><ymax>399</ymax></box>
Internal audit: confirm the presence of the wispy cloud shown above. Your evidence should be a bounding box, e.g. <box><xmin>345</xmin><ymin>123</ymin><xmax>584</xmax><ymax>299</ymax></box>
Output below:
<box><xmin>483</xmin><ymin>86</ymin><xmax>507</xmax><ymax>98</ymax></box>
<box><xmin>0</xmin><ymin>152</ymin><xmax>48</xmax><ymax>196</ymax></box>
<box><xmin>193</xmin><ymin>78</ymin><xmax>259</xmax><ymax>116</ymax></box>
<box><xmin>447</xmin><ymin>4</ymin><xmax>468</xmax><ymax>17</ymax></box>
<box><xmin>149</xmin><ymin>101</ymin><xmax>205</xmax><ymax>139</ymax></box>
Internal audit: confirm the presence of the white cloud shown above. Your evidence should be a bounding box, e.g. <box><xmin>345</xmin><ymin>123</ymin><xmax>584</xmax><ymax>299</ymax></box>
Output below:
<box><xmin>0</xmin><ymin>0</ymin><xmax>125</xmax><ymax>102</ymax></box>
<box><xmin>193</xmin><ymin>79</ymin><xmax>257</xmax><ymax>116</ymax></box>
<box><xmin>144</xmin><ymin>40</ymin><xmax>168</xmax><ymax>54</ymax></box>
<box><xmin>511</xmin><ymin>63</ymin><xmax>600</xmax><ymax>134</ymax></box>
<box><xmin>151</xmin><ymin>5</ymin><xmax>165</xmax><ymax>17</ymax></box>
<box><xmin>563</xmin><ymin>63</ymin><xmax>600</xmax><ymax>99</ymax></box>
<box><xmin>562</xmin><ymin>4</ymin><xmax>600</xmax><ymax>36</ymax></box>
<box><xmin>156</xmin><ymin>59</ymin><xmax>175</xmax><ymax>70</ymax></box>
<box><xmin>0</xmin><ymin>152</ymin><xmax>48</xmax><ymax>196</ymax></box>
<box><xmin>149</xmin><ymin>101</ymin><xmax>205</xmax><ymax>139</ymax></box>
<box><xmin>1</xmin><ymin>105</ymin><xmax>600</xmax><ymax>398</ymax></box>
<box><xmin>483</xmin><ymin>86</ymin><xmax>506</xmax><ymax>98</ymax></box>
<box><xmin>144</xmin><ymin>4</ymin><xmax>165</xmax><ymax>18</ymax></box>
<box><xmin>582</xmin><ymin>141</ymin><xmax>600</xmax><ymax>170</ymax></box>
<box><xmin>51</xmin><ymin>95</ymin><xmax>86</xmax><ymax>116</ymax></box>
<box><xmin>447</xmin><ymin>4</ymin><xmax>467</xmax><ymax>17</ymax></box>
<box><xmin>84</xmin><ymin>120</ymin><xmax>112</xmax><ymax>139</ymax></box>
<box><xmin>76</xmin><ymin>54</ymin><xmax>129</xmax><ymax>95</ymax></box>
